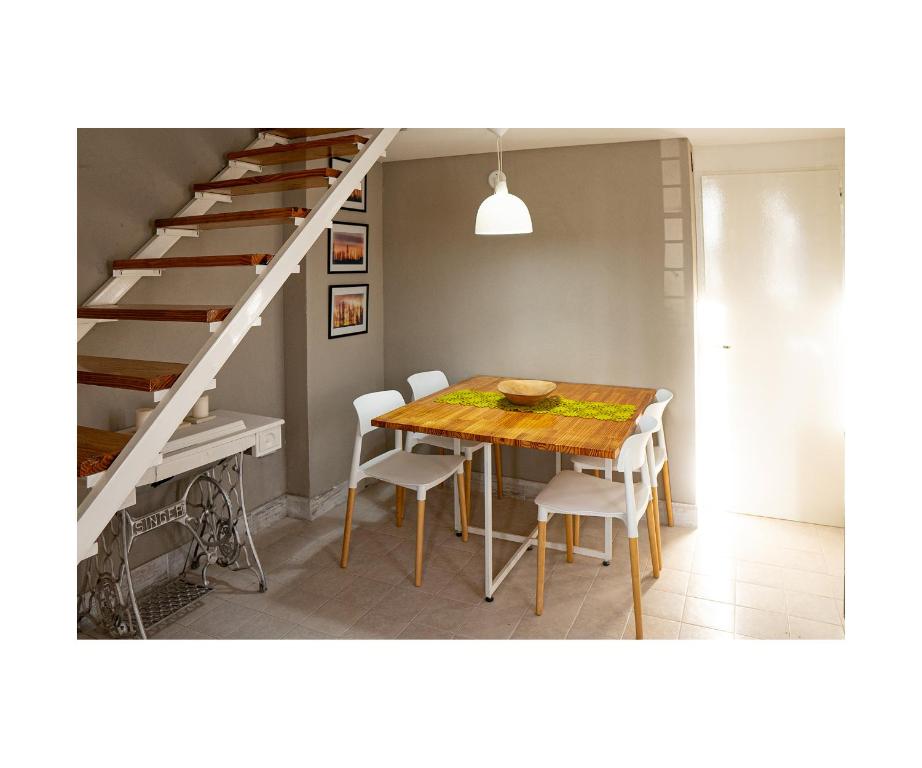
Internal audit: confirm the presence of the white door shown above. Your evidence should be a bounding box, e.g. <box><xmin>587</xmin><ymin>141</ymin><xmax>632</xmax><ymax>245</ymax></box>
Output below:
<box><xmin>698</xmin><ymin>170</ymin><xmax>843</xmax><ymax>526</ymax></box>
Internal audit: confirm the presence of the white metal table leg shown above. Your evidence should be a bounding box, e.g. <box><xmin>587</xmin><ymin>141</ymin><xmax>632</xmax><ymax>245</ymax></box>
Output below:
<box><xmin>483</xmin><ymin>443</ymin><xmax>494</xmax><ymax>600</ymax></box>
<box><xmin>604</xmin><ymin>458</ymin><xmax>614</xmax><ymax>563</ymax></box>
<box><xmin>452</xmin><ymin>437</ymin><xmax>461</xmax><ymax>533</ymax></box>
<box><xmin>555</xmin><ymin>451</ymin><xmax>562</xmax><ymax>475</ymax></box>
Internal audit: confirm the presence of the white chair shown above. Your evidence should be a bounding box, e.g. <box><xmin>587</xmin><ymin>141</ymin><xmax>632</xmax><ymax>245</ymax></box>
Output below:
<box><xmin>534</xmin><ymin>414</ymin><xmax>662</xmax><ymax>639</ymax></box>
<box><xmin>340</xmin><ymin>390</ymin><xmax>469</xmax><ymax>587</ymax></box>
<box><xmin>571</xmin><ymin>389</ymin><xmax>675</xmax><ymax>528</ymax></box>
<box><xmin>405</xmin><ymin>370</ymin><xmax>504</xmax><ymax>513</ymax></box>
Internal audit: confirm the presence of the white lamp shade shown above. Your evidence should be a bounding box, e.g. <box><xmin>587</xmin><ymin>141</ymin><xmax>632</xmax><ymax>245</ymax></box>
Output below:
<box><xmin>475</xmin><ymin>179</ymin><xmax>533</xmax><ymax>235</ymax></box>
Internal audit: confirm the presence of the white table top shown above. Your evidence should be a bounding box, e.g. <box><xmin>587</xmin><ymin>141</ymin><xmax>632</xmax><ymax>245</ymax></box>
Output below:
<box><xmin>82</xmin><ymin>409</ymin><xmax>284</xmax><ymax>490</ymax></box>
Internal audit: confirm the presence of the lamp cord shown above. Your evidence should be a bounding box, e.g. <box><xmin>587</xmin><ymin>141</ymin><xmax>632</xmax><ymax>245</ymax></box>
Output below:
<box><xmin>497</xmin><ymin>134</ymin><xmax>503</xmax><ymax>178</ymax></box>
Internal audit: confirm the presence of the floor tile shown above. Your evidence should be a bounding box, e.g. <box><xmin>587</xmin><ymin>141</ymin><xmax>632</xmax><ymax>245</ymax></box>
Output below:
<box><xmin>678</xmin><ymin>623</ymin><xmax>733</xmax><ymax>640</ymax></box>
<box><xmin>398</xmin><ymin>621</ymin><xmax>455</xmax><ymax>639</ymax></box>
<box><xmin>455</xmin><ymin>603</ymin><xmax>527</xmax><ymax>639</ymax></box>
<box><xmin>736</xmin><ymin>560</ymin><xmax>786</xmax><ymax>589</ymax></box>
<box><xmin>372</xmin><ymin>585</ymin><xmax>437</xmax><ymax>624</ymax></box>
<box><xmin>227</xmin><ymin>612</ymin><xmax>300</xmax><ymax>639</ymax></box>
<box><xmin>687</xmin><ymin>573</ymin><xmax>735</xmax><ymax>603</ymax></box>
<box><xmin>149</xmin><ymin>621</ymin><xmax>213</xmax><ymax>640</ymax></box>
<box><xmin>691</xmin><ymin>554</ymin><xmax>736</xmax><ymax>579</ymax></box>
<box><xmin>414</xmin><ymin>597</ymin><xmax>476</xmax><ymax>633</ymax></box>
<box><xmin>650</xmin><ymin>567</ymin><xmax>690</xmax><ymax>595</ymax></box>
<box><xmin>298</xmin><ymin>597</ymin><xmax>371</xmax><ymax>637</ymax></box>
<box><xmin>622</xmin><ymin>613</ymin><xmax>681</xmax><ymax>639</ymax></box>
<box><xmin>786</xmin><ymin>591</ymin><xmax>842</xmax><ymax>625</ymax></box>
<box><xmin>512</xmin><ymin>597</ymin><xmax>582</xmax><ymax>639</ymax></box>
<box><xmin>639</xmin><ymin>588</ymin><xmax>686</xmax><ymax>622</ymax></box>
<box><xmin>342</xmin><ymin>609</ymin><xmax>412</xmax><ymax>639</ymax></box>
<box><xmin>282</xmin><ymin>624</ymin><xmax>336</xmax><ymax>639</ymax></box>
<box><xmin>788</xmin><ymin>616</ymin><xmax>844</xmax><ymax>640</ymax></box>
<box><xmin>567</xmin><ymin>602</ymin><xmax>630</xmax><ymax>639</ymax></box>
<box><xmin>735</xmin><ymin>582</ymin><xmax>786</xmax><ymax>613</ymax></box>
<box><xmin>735</xmin><ymin>606</ymin><xmax>788</xmax><ymax>639</ymax></box>
<box><xmin>783</xmin><ymin>569</ymin><xmax>845</xmax><ymax>599</ymax></box>
<box><xmin>778</xmin><ymin>548</ymin><xmax>828</xmax><ymax>573</ymax></box>
<box><xmin>683</xmin><ymin>597</ymin><xmax>734</xmax><ymax>632</ymax></box>
<box><xmin>186</xmin><ymin>600</ymin><xmax>263</xmax><ymax>638</ymax></box>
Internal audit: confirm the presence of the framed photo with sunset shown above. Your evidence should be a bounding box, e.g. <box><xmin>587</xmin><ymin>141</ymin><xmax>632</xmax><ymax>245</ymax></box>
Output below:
<box><xmin>330</xmin><ymin>156</ymin><xmax>367</xmax><ymax>211</ymax></box>
<box><xmin>328</xmin><ymin>284</ymin><xmax>369</xmax><ymax>339</ymax></box>
<box><xmin>328</xmin><ymin>221</ymin><xmax>368</xmax><ymax>274</ymax></box>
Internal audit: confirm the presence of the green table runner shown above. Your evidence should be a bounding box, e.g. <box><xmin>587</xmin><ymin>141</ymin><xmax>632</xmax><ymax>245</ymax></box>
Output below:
<box><xmin>435</xmin><ymin>390</ymin><xmax>637</xmax><ymax>422</ymax></box>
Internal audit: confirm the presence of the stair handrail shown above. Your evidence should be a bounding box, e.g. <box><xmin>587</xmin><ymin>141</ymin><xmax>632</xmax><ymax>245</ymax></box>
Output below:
<box><xmin>76</xmin><ymin>128</ymin><xmax>400</xmax><ymax>561</ymax></box>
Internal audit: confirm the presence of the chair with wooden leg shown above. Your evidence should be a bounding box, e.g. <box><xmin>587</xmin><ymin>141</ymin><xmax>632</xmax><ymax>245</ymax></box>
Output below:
<box><xmin>339</xmin><ymin>390</ymin><xmax>469</xmax><ymax>587</ymax></box>
<box><xmin>405</xmin><ymin>370</ymin><xmax>497</xmax><ymax>525</ymax></box>
<box><xmin>533</xmin><ymin>415</ymin><xmax>660</xmax><ymax>638</ymax></box>
<box><xmin>570</xmin><ymin>388</ymin><xmax>675</xmax><ymax>528</ymax></box>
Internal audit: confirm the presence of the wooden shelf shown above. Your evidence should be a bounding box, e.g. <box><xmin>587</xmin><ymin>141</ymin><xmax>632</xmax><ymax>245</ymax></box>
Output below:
<box><xmin>228</xmin><ymin>135</ymin><xmax>368</xmax><ymax>166</ymax></box>
<box><xmin>78</xmin><ymin>426</ymin><xmax>131</xmax><ymax>477</ymax></box>
<box><xmin>155</xmin><ymin>207</ymin><xmax>308</xmax><ymax>231</ymax></box>
<box><xmin>193</xmin><ymin>168</ymin><xmax>339</xmax><ymax>196</ymax></box>
<box><xmin>261</xmin><ymin>128</ymin><xmax>353</xmax><ymax>139</ymax></box>
<box><xmin>77</xmin><ymin>304</ymin><xmax>232</xmax><ymax>323</ymax></box>
<box><xmin>113</xmin><ymin>254</ymin><xmax>271</xmax><ymax>271</ymax></box>
<box><xmin>78</xmin><ymin>355</ymin><xmax>186</xmax><ymax>392</ymax></box>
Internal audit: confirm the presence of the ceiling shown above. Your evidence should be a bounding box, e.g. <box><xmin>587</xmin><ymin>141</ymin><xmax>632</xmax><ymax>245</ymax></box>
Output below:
<box><xmin>383</xmin><ymin>128</ymin><xmax>844</xmax><ymax>163</ymax></box>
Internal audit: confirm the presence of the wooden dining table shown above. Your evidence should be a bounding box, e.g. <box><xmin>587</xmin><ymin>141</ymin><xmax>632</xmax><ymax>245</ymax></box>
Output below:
<box><xmin>372</xmin><ymin>375</ymin><xmax>657</xmax><ymax>601</ymax></box>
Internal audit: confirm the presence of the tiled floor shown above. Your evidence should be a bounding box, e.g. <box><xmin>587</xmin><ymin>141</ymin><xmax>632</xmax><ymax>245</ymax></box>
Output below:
<box><xmin>148</xmin><ymin>481</ymin><xmax>845</xmax><ymax>640</ymax></box>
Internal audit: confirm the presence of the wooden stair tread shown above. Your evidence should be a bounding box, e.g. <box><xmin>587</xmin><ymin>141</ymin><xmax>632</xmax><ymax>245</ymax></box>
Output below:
<box><xmin>78</xmin><ymin>355</ymin><xmax>186</xmax><ymax>392</ymax></box>
<box><xmin>155</xmin><ymin>207</ymin><xmax>308</xmax><ymax>231</ymax></box>
<box><xmin>113</xmin><ymin>254</ymin><xmax>271</xmax><ymax>270</ymax></box>
<box><xmin>193</xmin><ymin>168</ymin><xmax>340</xmax><ymax>196</ymax></box>
<box><xmin>261</xmin><ymin>128</ymin><xmax>353</xmax><ymax>139</ymax></box>
<box><xmin>78</xmin><ymin>426</ymin><xmax>132</xmax><ymax>478</ymax></box>
<box><xmin>228</xmin><ymin>135</ymin><xmax>367</xmax><ymax>166</ymax></box>
<box><xmin>77</xmin><ymin>304</ymin><xmax>232</xmax><ymax>323</ymax></box>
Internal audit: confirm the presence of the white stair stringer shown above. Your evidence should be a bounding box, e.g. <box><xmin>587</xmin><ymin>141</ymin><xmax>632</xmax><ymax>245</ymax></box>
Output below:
<box><xmin>76</xmin><ymin>128</ymin><xmax>400</xmax><ymax>561</ymax></box>
<box><xmin>77</xmin><ymin>131</ymin><xmax>285</xmax><ymax>343</ymax></box>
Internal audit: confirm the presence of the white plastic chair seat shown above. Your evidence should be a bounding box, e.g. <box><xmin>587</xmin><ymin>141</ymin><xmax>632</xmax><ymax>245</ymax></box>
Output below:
<box><xmin>535</xmin><ymin>470</ymin><xmax>650</xmax><ymax>520</ymax></box>
<box><xmin>361</xmin><ymin>448</ymin><xmax>465</xmax><ymax>489</ymax></box>
<box><xmin>572</xmin><ymin>445</ymin><xmax>666</xmax><ymax>474</ymax></box>
<box><xmin>409</xmin><ymin>432</ymin><xmax>484</xmax><ymax>455</ymax></box>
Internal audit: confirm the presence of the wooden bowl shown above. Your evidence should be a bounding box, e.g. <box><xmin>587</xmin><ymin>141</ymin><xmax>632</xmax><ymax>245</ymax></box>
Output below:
<box><xmin>497</xmin><ymin>379</ymin><xmax>557</xmax><ymax>406</ymax></box>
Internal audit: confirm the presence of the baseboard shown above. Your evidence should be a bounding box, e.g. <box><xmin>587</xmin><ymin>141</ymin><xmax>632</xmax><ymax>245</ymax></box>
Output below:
<box><xmin>293</xmin><ymin>478</ymin><xmax>378</xmax><ymax>522</ymax></box>
<box><xmin>126</xmin><ymin>494</ymin><xmax>288</xmax><ymax>595</ymax></box>
<box><xmin>470</xmin><ymin>470</ymin><xmax>697</xmax><ymax>527</ymax></box>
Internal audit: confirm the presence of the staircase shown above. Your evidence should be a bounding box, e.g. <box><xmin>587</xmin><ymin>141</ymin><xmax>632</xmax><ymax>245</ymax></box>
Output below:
<box><xmin>77</xmin><ymin>128</ymin><xmax>399</xmax><ymax>561</ymax></box>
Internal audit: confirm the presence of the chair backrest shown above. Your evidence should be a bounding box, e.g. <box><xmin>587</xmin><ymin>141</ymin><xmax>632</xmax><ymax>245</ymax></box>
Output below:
<box><xmin>407</xmin><ymin>370</ymin><xmax>450</xmax><ymax>401</ymax></box>
<box><xmin>643</xmin><ymin>388</ymin><xmax>673</xmax><ymax>451</ymax></box>
<box><xmin>617</xmin><ymin>416</ymin><xmax>656</xmax><ymax>477</ymax></box>
<box><xmin>618</xmin><ymin>415</ymin><xmax>658</xmax><ymax>535</ymax></box>
<box><xmin>353</xmin><ymin>390</ymin><xmax>406</xmax><ymax>436</ymax></box>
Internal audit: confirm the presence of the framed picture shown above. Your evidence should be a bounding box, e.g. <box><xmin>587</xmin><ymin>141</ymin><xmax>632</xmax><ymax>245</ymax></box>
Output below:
<box><xmin>328</xmin><ymin>284</ymin><xmax>369</xmax><ymax>339</ymax></box>
<box><xmin>328</xmin><ymin>221</ymin><xmax>369</xmax><ymax>274</ymax></box>
<box><xmin>330</xmin><ymin>156</ymin><xmax>367</xmax><ymax>212</ymax></box>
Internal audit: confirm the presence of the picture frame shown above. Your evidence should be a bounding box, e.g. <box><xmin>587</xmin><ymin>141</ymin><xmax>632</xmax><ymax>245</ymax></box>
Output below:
<box><xmin>330</xmin><ymin>156</ymin><xmax>367</xmax><ymax>212</ymax></box>
<box><xmin>328</xmin><ymin>284</ymin><xmax>369</xmax><ymax>339</ymax></box>
<box><xmin>327</xmin><ymin>221</ymin><xmax>369</xmax><ymax>274</ymax></box>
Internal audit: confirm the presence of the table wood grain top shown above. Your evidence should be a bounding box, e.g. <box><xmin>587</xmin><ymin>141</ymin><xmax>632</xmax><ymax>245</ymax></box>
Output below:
<box><xmin>372</xmin><ymin>375</ymin><xmax>656</xmax><ymax>459</ymax></box>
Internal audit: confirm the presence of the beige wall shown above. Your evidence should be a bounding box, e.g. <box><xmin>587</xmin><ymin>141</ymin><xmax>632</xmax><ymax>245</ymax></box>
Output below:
<box><xmin>282</xmin><ymin>164</ymin><xmax>386</xmax><ymax>499</ymax></box>
<box><xmin>382</xmin><ymin>140</ymin><xmax>697</xmax><ymax>503</ymax></box>
<box><xmin>77</xmin><ymin>128</ymin><xmax>288</xmax><ymax>563</ymax></box>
